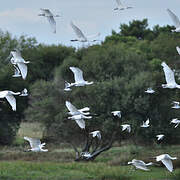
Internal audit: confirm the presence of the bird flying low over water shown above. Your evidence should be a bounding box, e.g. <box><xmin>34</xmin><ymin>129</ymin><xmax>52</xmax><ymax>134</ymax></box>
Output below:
<box><xmin>90</xmin><ymin>130</ymin><xmax>101</xmax><ymax>139</ymax></box>
<box><xmin>24</xmin><ymin>137</ymin><xmax>48</xmax><ymax>152</ymax></box>
<box><xmin>128</xmin><ymin>159</ymin><xmax>153</xmax><ymax>171</ymax></box>
<box><xmin>10</xmin><ymin>50</ymin><xmax>30</xmax><ymax>80</ymax></box>
<box><xmin>155</xmin><ymin>154</ymin><xmax>177</xmax><ymax>172</ymax></box>
<box><xmin>114</xmin><ymin>0</ymin><xmax>133</xmax><ymax>11</ymax></box>
<box><xmin>70</xmin><ymin>21</ymin><xmax>100</xmax><ymax>42</ymax></box>
<box><xmin>167</xmin><ymin>9</ymin><xmax>180</xmax><ymax>32</ymax></box>
<box><xmin>38</xmin><ymin>8</ymin><xmax>60</xmax><ymax>33</ymax></box>
<box><xmin>0</xmin><ymin>90</ymin><xmax>20</xmax><ymax>111</ymax></box>
<box><xmin>69</xmin><ymin>67</ymin><xmax>94</xmax><ymax>87</ymax></box>
<box><xmin>161</xmin><ymin>62</ymin><xmax>180</xmax><ymax>89</ymax></box>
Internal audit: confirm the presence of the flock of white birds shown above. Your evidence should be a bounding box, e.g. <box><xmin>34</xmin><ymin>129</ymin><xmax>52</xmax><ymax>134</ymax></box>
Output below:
<box><xmin>0</xmin><ymin>0</ymin><xmax>180</xmax><ymax>173</ymax></box>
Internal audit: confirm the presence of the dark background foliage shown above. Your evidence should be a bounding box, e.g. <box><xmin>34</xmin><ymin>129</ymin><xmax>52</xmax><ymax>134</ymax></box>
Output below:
<box><xmin>1</xmin><ymin>19</ymin><xmax>180</xmax><ymax>145</ymax></box>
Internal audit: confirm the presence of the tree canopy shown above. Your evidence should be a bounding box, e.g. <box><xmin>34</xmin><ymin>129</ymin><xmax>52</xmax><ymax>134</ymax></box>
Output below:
<box><xmin>1</xmin><ymin>19</ymin><xmax>180</xmax><ymax>148</ymax></box>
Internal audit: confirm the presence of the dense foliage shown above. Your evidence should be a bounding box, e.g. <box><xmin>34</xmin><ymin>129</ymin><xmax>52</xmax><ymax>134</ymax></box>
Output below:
<box><xmin>1</xmin><ymin>19</ymin><xmax>180</xmax><ymax>146</ymax></box>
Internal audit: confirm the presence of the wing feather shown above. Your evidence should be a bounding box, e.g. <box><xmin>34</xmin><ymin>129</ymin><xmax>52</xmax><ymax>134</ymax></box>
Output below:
<box><xmin>47</xmin><ymin>16</ymin><xmax>56</xmax><ymax>33</ymax></box>
<box><xmin>70</xmin><ymin>67</ymin><xmax>84</xmax><ymax>82</ymax></box>
<box><xmin>167</xmin><ymin>9</ymin><xmax>180</xmax><ymax>28</ymax></box>
<box><xmin>75</xmin><ymin>119</ymin><xmax>85</xmax><ymax>129</ymax></box>
<box><xmin>116</xmin><ymin>0</ymin><xmax>122</xmax><ymax>6</ymax></box>
<box><xmin>17</xmin><ymin>62</ymin><xmax>27</xmax><ymax>80</ymax></box>
<box><xmin>70</xmin><ymin>21</ymin><xmax>86</xmax><ymax>40</ymax></box>
<box><xmin>66</xmin><ymin>101</ymin><xmax>78</xmax><ymax>113</ymax></box>
<box><xmin>5</xmin><ymin>94</ymin><xmax>16</xmax><ymax>111</ymax></box>
<box><xmin>176</xmin><ymin>46</ymin><xmax>180</xmax><ymax>55</ymax></box>
<box><xmin>24</xmin><ymin>137</ymin><xmax>41</xmax><ymax>149</ymax></box>
<box><xmin>161</xmin><ymin>62</ymin><xmax>176</xmax><ymax>85</ymax></box>
<box><xmin>161</xmin><ymin>159</ymin><xmax>173</xmax><ymax>172</ymax></box>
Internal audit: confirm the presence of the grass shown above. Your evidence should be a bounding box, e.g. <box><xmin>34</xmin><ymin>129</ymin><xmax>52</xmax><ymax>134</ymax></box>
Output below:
<box><xmin>0</xmin><ymin>161</ymin><xmax>179</xmax><ymax>180</ymax></box>
<box><xmin>0</xmin><ymin>122</ymin><xmax>179</xmax><ymax>179</ymax></box>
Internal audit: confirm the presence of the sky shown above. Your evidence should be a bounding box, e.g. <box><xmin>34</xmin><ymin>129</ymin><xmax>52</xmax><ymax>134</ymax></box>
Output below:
<box><xmin>0</xmin><ymin>0</ymin><xmax>179</xmax><ymax>47</ymax></box>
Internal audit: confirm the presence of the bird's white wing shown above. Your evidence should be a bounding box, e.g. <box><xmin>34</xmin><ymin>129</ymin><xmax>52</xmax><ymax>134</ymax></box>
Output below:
<box><xmin>5</xmin><ymin>94</ymin><xmax>16</xmax><ymax>111</ymax></box>
<box><xmin>128</xmin><ymin>126</ymin><xmax>131</xmax><ymax>132</ymax></box>
<box><xmin>11</xmin><ymin>50</ymin><xmax>22</xmax><ymax>59</ymax></box>
<box><xmin>47</xmin><ymin>16</ymin><xmax>56</xmax><ymax>33</ymax></box>
<box><xmin>17</xmin><ymin>62</ymin><xmax>27</xmax><ymax>80</ymax></box>
<box><xmin>75</xmin><ymin>119</ymin><xmax>85</xmax><ymax>129</ymax></box>
<box><xmin>135</xmin><ymin>164</ymin><xmax>149</xmax><ymax>171</ymax></box>
<box><xmin>70</xmin><ymin>21</ymin><xmax>86</xmax><ymax>40</ymax></box>
<box><xmin>97</xmin><ymin>132</ymin><xmax>101</xmax><ymax>139</ymax></box>
<box><xmin>0</xmin><ymin>91</ymin><xmax>8</xmax><ymax>98</ymax></box>
<box><xmin>24</xmin><ymin>88</ymin><xmax>28</xmax><ymax>94</ymax></box>
<box><xmin>161</xmin><ymin>159</ymin><xmax>173</xmax><ymax>172</ymax></box>
<box><xmin>70</xmin><ymin>67</ymin><xmax>84</xmax><ymax>82</ymax></box>
<box><xmin>66</xmin><ymin>101</ymin><xmax>78</xmax><ymax>113</ymax></box>
<box><xmin>175</xmin><ymin>123</ymin><xmax>179</xmax><ymax>128</ymax></box>
<box><xmin>116</xmin><ymin>0</ymin><xmax>122</xmax><ymax>6</ymax></box>
<box><xmin>24</xmin><ymin>137</ymin><xmax>41</xmax><ymax>149</ymax></box>
<box><xmin>121</xmin><ymin>125</ymin><xmax>126</xmax><ymax>131</ymax></box>
<box><xmin>79</xmin><ymin>107</ymin><xmax>90</xmax><ymax>112</ymax></box>
<box><xmin>146</xmin><ymin>119</ymin><xmax>149</xmax><ymax>125</ymax></box>
<box><xmin>176</xmin><ymin>46</ymin><xmax>180</xmax><ymax>55</ymax></box>
<box><xmin>90</xmin><ymin>132</ymin><xmax>96</xmax><ymax>137</ymax></box>
<box><xmin>167</xmin><ymin>9</ymin><xmax>180</xmax><ymax>28</ymax></box>
<box><xmin>41</xmin><ymin>9</ymin><xmax>53</xmax><ymax>16</ymax></box>
<box><xmin>161</xmin><ymin>62</ymin><xmax>176</xmax><ymax>85</ymax></box>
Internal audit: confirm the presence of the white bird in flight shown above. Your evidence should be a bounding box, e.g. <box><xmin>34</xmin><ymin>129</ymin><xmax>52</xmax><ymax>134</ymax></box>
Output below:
<box><xmin>68</xmin><ymin>114</ymin><xmax>92</xmax><ymax>129</ymax></box>
<box><xmin>161</xmin><ymin>62</ymin><xmax>180</xmax><ymax>89</ymax></box>
<box><xmin>156</xmin><ymin>154</ymin><xmax>177</xmax><ymax>172</ymax></box>
<box><xmin>167</xmin><ymin>9</ymin><xmax>180</xmax><ymax>32</ymax></box>
<box><xmin>38</xmin><ymin>9</ymin><xmax>60</xmax><ymax>33</ymax></box>
<box><xmin>69</xmin><ymin>67</ymin><xmax>93</xmax><ymax>87</ymax></box>
<box><xmin>70</xmin><ymin>21</ymin><xmax>100</xmax><ymax>42</ymax></box>
<box><xmin>10</xmin><ymin>50</ymin><xmax>30</xmax><ymax>80</ymax></box>
<box><xmin>141</xmin><ymin>119</ymin><xmax>150</xmax><ymax>128</ymax></box>
<box><xmin>121</xmin><ymin>124</ymin><xmax>131</xmax><ymax>133</ymax></box>
<box><xmin>64</xmin><ymin>81</ymin><xmax>72</xmax><ymax>91</ymax></box>
<box><xmin>0</xmin><ymin>90</ymin><xmax>20</xmax><ymax>111</ymax></box>
<box><xmin>90</xmin><ymin>130</ymin><xmax>101</xmax><ymax>139</ymax></box>
<box><xmin>65</xmin><ymin>101</ymin><xmax>90</xmax><ymax>116</ymax></box>
<box><xmin>156</xmin><ymin>134</ymin><xmax>164</xmax><ymax>141</ymax></box>
<box><xmin>114</xmin><ymin>0</ymin><xmax>133</xmax><ymax>11</ymax></box>
<box><xmin>172</xmin><ymin>101</ymin><xmax>180</xmax><ymax>109</ymax></box>
<box><xmin>170</xmin><ymin>118</ymin><xmax>180</xmax><ymax>128</ymax></box>
<box><xmin>24</xmin><ymin>137</ymin><xmax>48</xmax><ymax>152</ymax></box>
<box><xmin>128</xmin><ymin>159</ymin><xmax>153</xmax><ymax>171</ymax></box>
<box><xmin>145</xmin><ymin>87</ymin><xmax>155</xmax><ymax>94</ymax></box>
<box><xmin>19</xmin><ymin>88</ymin><xmax>28</xmax><ymax>97</ymax></box>
<box><xmin>176</xmin><ymin>46</ymin><xmax>180</xmax><ymax>55</ymax></box>
<box><xmin>111</xmin><ymin>111</ymin><xmax>121</xmax><ymax>118</ymax></box>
